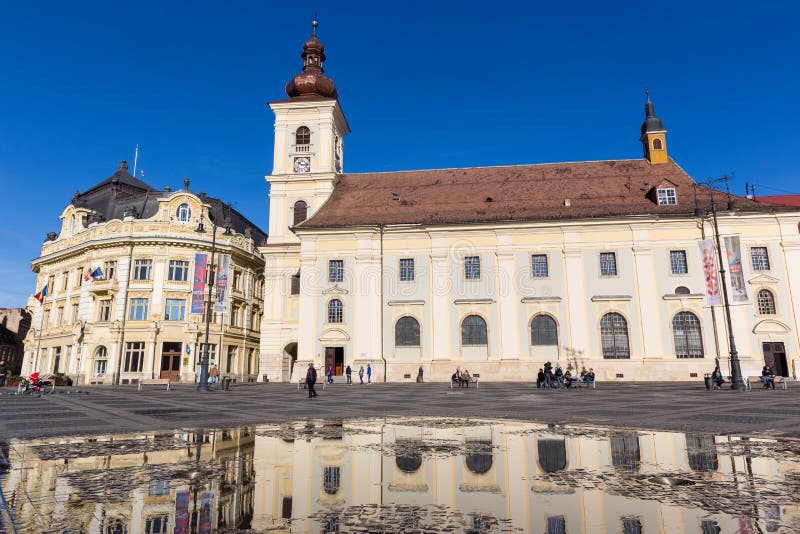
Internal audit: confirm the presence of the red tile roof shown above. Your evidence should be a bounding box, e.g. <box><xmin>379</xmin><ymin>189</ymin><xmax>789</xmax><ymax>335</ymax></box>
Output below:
<box><xmin>758</xmin><ymin>195</ymin><xmax>800</xmax><ymax>207</ymax></box>
<box><xmin>298</xmin><ymin>159</ymin><xmax>788</xmax><ymax>229</ymax></box>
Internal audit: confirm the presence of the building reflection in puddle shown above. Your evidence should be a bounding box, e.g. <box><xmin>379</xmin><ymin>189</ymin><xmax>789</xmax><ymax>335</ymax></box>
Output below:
<box><xmin>1</xmin><ymin>419</ymin><xmax>798</xmax><ymax>533</ymax></box>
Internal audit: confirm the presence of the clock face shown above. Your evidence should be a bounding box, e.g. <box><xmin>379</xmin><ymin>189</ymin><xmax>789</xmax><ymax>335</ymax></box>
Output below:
<box><xmin>293</xmin><ymin>157</ymin><xmax>310</xmax><ymax>173</ymax></box>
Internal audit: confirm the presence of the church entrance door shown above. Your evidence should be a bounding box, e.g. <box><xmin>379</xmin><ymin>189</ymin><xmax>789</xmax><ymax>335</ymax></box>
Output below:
<box><xmin>324</xmin><ymin>347</ymin><xmax>344</xmax><ymax>376</ymax></box>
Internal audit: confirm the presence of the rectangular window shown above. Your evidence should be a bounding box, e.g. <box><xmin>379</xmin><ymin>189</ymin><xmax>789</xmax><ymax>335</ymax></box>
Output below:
<box><xmin>147</xmin><ymin>480</ymin><xmax>171</xmax><ymax>496</ymax></box>
<box><xmin>531</xmin><ymin>254</ymin><xmax>549</xmax><ymax>278</ymax></box>
<box><xmin>53</xmin><ymin>346</ymin><xmax>62</xmax><ymax>372</ymax></box>
<box><xmin>168</xmin><ymin>260</ymin><xmax>189</xmax><ymax>281</ymax></box>
<box><xmin>233</xmin><ymin>269</ymin><xmax>242</xmax><ymax>290</ymax></box>
<box><xmin>123</xmin><ymin>341</ymin><xmax>145</xmax><ymax>372</ymax></box>
<box><xmin>74</xmin><ymin>268</ymin><xmax>83</xmax><ymax>288</ymax></box>
<box><xmin>227</xmin><ymin>346</ymin><xmax>236</xmax><ymax>374</ymax></box>
<box><xmin>230</xmin><ymin>303</ymin><xmax>239</xmax><ymax>327</ymax></box>
<box><xmin>465</xmin><ymin>256</ymin><xmax>481</xmax><ymax>280</ymax></box>
<box><xmin>657</xmin><ymin>188</ymin><xmax>677</xmax><ymax>205</ymax></box>
<box><xmin>61</xmin><ymin>271</ymin><xmax>69</xmax><ymax>291</ymax></box>
<box><xmin>164</xmin><ymin>298</ymin><xmax>186</xmax><ymax>321</ymax></box>
<box><xmin>329</xmin><ymin>260</ymin><xmax>344</xmax><ymax>283</ymax></box>
<box><xmin>133</xmin><ymin>259</ymin><xmax>152</xmax><ymax>280</ymax></box>
<box><xmin>103</xmin><ymin>260</ymin><xmax>117</xmax><ymax>280</ymax></box>
<box><xmin>71</xmin><ymin>302</ymin><xmax>79</xmax><ymax>323</ymax></box>
<box><xmin>290</xmin><ymin>272</ymin><xmax>300</xmax><ymax>295</ymax></box>
<box><xmin>600</xmin><ymin>252</ymin><xmax>618</xmax><ymax>276</ymax></box>
<box><xmin>42</xmin><ymin>306</ymin><xmax>51</xmax><ymax>328</ymax></box>
<box><xmin>670</xmin><ymin>250</ymin><xmax>688</xmax><ymax>274</ymax></box>
<box><xmin>99</xmin><ymin>299</ymin><xmax>112</xmax><ymax>322</ymax></box>
<box><xmin>56</xmin><ymin>305</ymin><xmax>64</xmax><ymax>325</ymax></box>
<box><xmin>199</xmin><ymin>343</ymin><xmax>217</xmax><ymax>362</ymax></box>
<box><xmin>751</xmin><ymin>246</ymin><xmax>770</xmax><ymax>271</ymax></box>
<box><xmin>145</xmin><ymin>515</ymin><xmax>169</xmax><ymax>534</ymax></box>
<box><xmin>128</xmin><ymin>298</ymin><xmax>149</xmax><ymax>321</ymax></box>
<box><xmin>47</xmin><ymin>274</ymin><xmax>55</xmax><ymax>293</ymax></box>
<box><xmin>399</xmin><ymin>258</ymin><xmax>415</xmax><ymax>281</ymax></box>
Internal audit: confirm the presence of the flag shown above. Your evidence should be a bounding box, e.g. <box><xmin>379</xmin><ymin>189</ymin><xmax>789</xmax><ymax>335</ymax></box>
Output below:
<box><xmin>84</xmin><ymin>266</ymin><xmax>103</xmax><ymax>282</ymax></box>
<box><xmin>698</xmin><ymin>239</ymin><xmax>722</xmax><ymax>306</ymax></box>
<box><xmin>33</xmin><ymin>284</ymin><xmax>48</xmax><ymax>304</ymax></box>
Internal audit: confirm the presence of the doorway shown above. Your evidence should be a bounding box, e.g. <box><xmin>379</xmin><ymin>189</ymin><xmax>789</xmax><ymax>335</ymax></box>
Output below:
<box><xmin>160</xmin><ymin>342</ymin><xmax>182</xmax><ymax>381</ymax></box>
<box><xmin>762</xmin><ymin>342</ymin><xmax>788</xmax><ymax>377</ymax></box>
<box><xmin>325</xmin><ymin>347</ymin><xmax>344</xmax><ymax>376</ymax></box>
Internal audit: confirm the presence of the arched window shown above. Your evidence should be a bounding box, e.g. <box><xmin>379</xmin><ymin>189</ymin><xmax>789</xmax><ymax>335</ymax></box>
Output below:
<box><xmin>95</xmin><ymin>345</ymin><xmax>108</xmax><ymax>358</ymax></box>
<box><xmin>323</xmin><ymin>466</ymin><xmax>340</xmax><ymax>494</ymax></box>
<box><xmin>673</xmin><ymin>312</ymin><xmax>704</xmax><ymax>358</ymax></box>
<box><xmin>531</xmin><ymin>315</ymin><xmax>558</xmax><ymax>346</ymax></box>
<box><xmin>327</xmin><ymin>299</ymin><xmax>343</xmax><ymax>323</ymax></box>
<box><xmin>293</xmin><ymin>200</ymin><xmax>308</xmax><ymax>225</ymax></box>
<box><xmin>461</xmin><ymin>315</ymin><xmax>487</xmax><ymax>346</ymax></box>
<box><xmin>295</xmin><ymin>126</ymin><xmax>310</xmax><ymax>145</ymax></box>
<box><xmin>538</xmin><ymin>438</ymin><xmax>567</xmax><ymax>473</ymax></box>
<box><xmin>611</xmin><ymin>434</ymin><xmax>641</xmax><ymax>470</ymax></box>
<box><xmin>465</xmin><ymin>440</ymin><xmax>493</xmax><ymax>474</ymax></box>
<box><xmin>395</xmin><ymin>316</ymin><xmax>420</xmax><ymax>347</ymax></box>
<box><xmin>395</xmin><ymin>442</ymin><xmax>423</xmax><ymax>473</ymax></box>
<box><xmin>601</xmin><ymin>313</ymin><xmax>630</xmax><ymax>359</ymax></box>
<box><xmin>757</xmin><ymin>289</ymin><xmax>776</xmax><ymax>315</ymax></box>
<box><xmin>652</xmin><ymin>138</ymin><xmax>663</xmax><ymax>150</ymax></box>
<box><xmin>176</xmin><ymin>203</ymin><xmax>191</xmax><ymax>222</ymax></box>
<box><xmin>675</xmin><ymin>286</ymin><xmax>691</xmax><ymax>295</ymax></box>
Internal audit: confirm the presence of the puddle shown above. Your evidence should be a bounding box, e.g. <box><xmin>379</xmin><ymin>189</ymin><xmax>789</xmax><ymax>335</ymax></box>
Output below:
<box><xmin>1</xmin><ymin>418</ymin><xmax>798</xmax><ymax>533</ymax></box>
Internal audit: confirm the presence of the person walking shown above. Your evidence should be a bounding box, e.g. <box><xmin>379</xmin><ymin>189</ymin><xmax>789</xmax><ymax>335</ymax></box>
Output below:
<box><xmin>367</xmin><ymin>363</ymin><xmax>372</xmax><ymax>383</ymax></box>
<box><xmin>0</xmin><ymin>360</ymin><xmax>7</xmax><ymax>388</ymax></box>
<box><xmin>346</xmin><ymin>365</ymin><xmax>352</xmax><ymax>384</ymax></box>
<box><xmin>543</xmin><ymin>361</ymin><xmax>553</xmax><ymax>388</ymax></box>
<box><xmin>555</xmin><ymin>363</ymin><xmax>564</xmax><ymax>389</ymax></box>
<box><xmin>359</xmin><ymin>366</ymin><xmax>365</xmax><ymax>384</ymax></box>
<box><xmin>416</xmin><ymin>366</ymin><xmax>424</xmax><ymax>383</ymax></box>
<box><xmin>326</xmin><ymin>365</ymin><xmax>333</xmax><ymax>384</ymax></box>
<box><xmin>208</xmin><ymin>364</ymin><xmax>219</xmax><ymax>390</ymax></box>
<box><xmin>306</xmin><ymin>363</ymin><xmax>318</xmax><ymax>398</ymax></box>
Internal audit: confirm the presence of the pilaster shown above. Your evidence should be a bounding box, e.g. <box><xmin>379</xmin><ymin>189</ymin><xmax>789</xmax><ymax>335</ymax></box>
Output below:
<box><xmin>430</xmin><ymin>253</ymin><xmax>451</xmax><ymax>359</ymax></box>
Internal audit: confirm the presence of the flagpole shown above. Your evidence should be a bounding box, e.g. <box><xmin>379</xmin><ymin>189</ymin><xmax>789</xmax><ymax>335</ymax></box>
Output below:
<box><xmin>32</xmin><ymin>287</ymin><xmax>47</xmax><ymax>373</ymax></box>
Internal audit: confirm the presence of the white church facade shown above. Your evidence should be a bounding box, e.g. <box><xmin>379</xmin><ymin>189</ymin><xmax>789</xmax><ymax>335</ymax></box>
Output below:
<box><xmin>257</xmin><ymin>26</ymin><xmax>800</xmax><ymax>384</ymax></box>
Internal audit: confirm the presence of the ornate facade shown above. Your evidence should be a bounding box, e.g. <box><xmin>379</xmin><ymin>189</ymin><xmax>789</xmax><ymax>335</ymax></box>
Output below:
<box><xmin>23</xmin><ymin>163</ymin><xmax>266</xmax><ymax>384</ymax></box>
<box><xmin>259</xmin><ymin>24</ymin><xmax>800</xmax><ymax>383</ymax></box>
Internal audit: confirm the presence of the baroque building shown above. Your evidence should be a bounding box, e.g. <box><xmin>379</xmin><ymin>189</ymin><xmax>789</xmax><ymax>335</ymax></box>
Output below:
<box><xmin>260</xmin><ymin>24</ymin><xmax>800</xmax><ymax>382</ymax></box>
<box><xmin>23</xmin><ymin>162</ymin><xmax>266</xmax><ymax>384</ymax></box>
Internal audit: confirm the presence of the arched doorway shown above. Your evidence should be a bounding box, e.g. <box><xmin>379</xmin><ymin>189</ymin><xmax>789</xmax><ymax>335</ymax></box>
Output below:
<box><xmin>283</xmin><ymin>342</ymin><xmax>297</xmax><ymax>381</ymax></box>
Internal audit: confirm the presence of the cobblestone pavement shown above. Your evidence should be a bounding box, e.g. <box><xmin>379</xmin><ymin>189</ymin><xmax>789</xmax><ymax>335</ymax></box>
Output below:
<box><xmin>2</xmin><ymin>380</ymin><xmax>798</xmax><ymax>439</ymax></box>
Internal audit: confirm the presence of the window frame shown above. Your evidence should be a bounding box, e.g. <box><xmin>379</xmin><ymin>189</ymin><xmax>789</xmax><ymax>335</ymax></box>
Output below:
<box><xmin>164</xmin><ymin>298</ymin><xmax>186</xmax><ymax>321</ymax></box>
<box><xmin>395</xmin><ymin>316</ymin><xmax>421</xmax><ymax>347</ymax></box>
<box><xmin>295</xmin><ymin>126</ymin><xmax>311</xmax><ymax>146</ymax></box>
<box><xmin>176</xmin><ymin>203</ymin><xmax>191</xmax><ymax>223</ymax></box>
<box><xmin>293</xmin><ymin>200</ymin><xmax>308</xmax><ymax>226</ymax></box>
<box><xmin>328</xmin><ymin>259</ymin><xmax>344</xmax><ymax>283</ymax></box>
<box><xmin>669</xmin><ymin>250</ymin><xmax>689</xmax><ymax>275</ymax></box>
<box><xmin>327</xmin><ymin>299</ymin><xmax>343</xmax><ymax>323</ymax></box>
<box><xmin>750</xmin><ymin>246</ymin><xmax>771</xmax><ymax>271</ymax></box>
<box><xmin>599</xmin><ymin>252</ymin><xmax>618</xmax><ymax>277</ymax></box>
<box><xmin>132</xmin><ymin>259</ymin><xmax>153</xmax><ymax>281</ymax></box>
<box><xmin>461</xmin><ymin>314</ymin><xmax>488</xmax><ymax>346</ymax></box>
<box><xmin>128</xmin><ymin>297</ymin><xmax>149</xmax><ymax>321</ymax></box>
<box><xmin>652</xmin><ymin>138</ymin><xmax>663</xmax><ymax>150</ymax></box>
<box><xmin>756</xmin><ymin>289</ymin><xmax>776</xmax><ymax>315</ymax></box>
<box><xmin>531</xmin><ymin>314</ymin><xmax>558</xmax><ymax>346</ymax></box>
<box><xmin>98</xmin><ymin>299</ymin><xmax>113</xmax><ymax>322</ymax></box>
<box><xmin>167</xmin><ymin>259</ymin><xmax>190</xmax><ymax>282</ymax></box>
<box><xmin>123</xmin><ymin>341</ymin><xmax>145</xmax><ymax>373</ymax></box>
<box><xmin>600</xmin><ymin>312</ymin><xmax>630</xmax><ymax>359</ymax></box>
<box><xmin>657</xmin><ymin>188</ymin><xmax>677</xmax><ymax>205</ymax></box>
<box><xmin>673</xmin><ymin>311</ymin><xmax>704</xmax><ymax>358</ymax></box>
<box><xmin>464</xmin><ymin>256</ymin><xmax>481</xmax><ymax>280</ymax></box>
<box><xmin>531</xmin><ymin>254</ymin><xmax>549</xmax><ymax>279</ymax></box>
<box><xmin>399</xmin><ymin>258</ymin><xmax>415</xmax><ymax>282</ymax></box>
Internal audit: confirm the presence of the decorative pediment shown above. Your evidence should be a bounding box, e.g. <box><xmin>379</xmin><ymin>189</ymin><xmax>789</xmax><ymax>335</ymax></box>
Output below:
<box><xmin>748</xmin><ymin>274</ymin><xmax>780</xmax><ymax>286</ymax></box>
<box><xmin>753</xmin><ymin>319</ymin><xmax>790</xmax><ymax>334</ymax></box>
<box><xmin>319</xmin><ymin>327</ymin><xmax>350</xmax><ymax>343</ymax></box>
<box><xmin>322</xmin><ymin>285</ymin><xmax>349</xmax><ymax>295</ymax></box>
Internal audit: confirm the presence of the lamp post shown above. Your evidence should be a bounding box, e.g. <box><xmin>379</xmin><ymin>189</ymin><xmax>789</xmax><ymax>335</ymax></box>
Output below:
<box><xmin>706</xmin><ymin>179</ymin><xmax>745</xmax><ymax>390</ymax></box>
<box><xmin>196</xmin><ymin>211</ymin><xmax>217</xmax><ymax>392</ymax></box>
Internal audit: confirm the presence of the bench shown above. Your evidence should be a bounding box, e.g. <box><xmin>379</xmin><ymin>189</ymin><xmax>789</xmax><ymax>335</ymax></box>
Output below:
<box><xmin>745</xmin><ymin>376</ymin><xmax>789</xmax><ymax>391</ymax></box>
<box><xmin>570</xmin><ymin>379</ymin><xmax>597</xmax><ymax>389</ymax></box>
<box><xmin>297</xmin><ymin>378</ymin><xmax>326</xmax><ymax>391</ymax></box>
<box><xmin>138</xmin><ymin>378</ymin><xmax>171</xmax><ymax>391</ymax></box>
<box><xmin>450</xmin><ymin>378</ymin><xmax>479</xmax><ymax>389</ymax></box>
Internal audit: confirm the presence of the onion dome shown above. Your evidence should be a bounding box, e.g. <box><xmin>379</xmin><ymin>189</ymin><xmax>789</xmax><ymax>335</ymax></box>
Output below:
<box><xmin>640</xmin><ymin>90</ymin><xmax>665</xmax><ymax>136</ymax></box>
<box><xmin>285</xmin><ymin>19</ymin><xmax>338</xmax><ymax>99</ymax></box>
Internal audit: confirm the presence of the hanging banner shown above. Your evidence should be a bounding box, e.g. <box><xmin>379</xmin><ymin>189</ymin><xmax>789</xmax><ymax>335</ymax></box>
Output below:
<box><xmin>191</xmin><ymin>253</ymin><xmax>208</xmax><ymax>315</ymax></box>
<box><xmin>724</xmin><ymin>236</ymin><xmax>749</xmax><ymax>303</ymax></box>
<box><xmin>698</xmin><ymin>239</ymin><xmax>722</xmax><ymax>306</ymax></box>
<box><xmin>214</xmin><ymin>254</ymin><xmax>231</xmax><ymax>313</ymax></box>
<box><xmin>199</xmin><ymin>490</ymin><xmax>215</xmax><ymax>534</ymax></box>
<box><xmin>174</xmin><ymin>491</ymin><xmax>189</xmax><ymax>534</ymax></box>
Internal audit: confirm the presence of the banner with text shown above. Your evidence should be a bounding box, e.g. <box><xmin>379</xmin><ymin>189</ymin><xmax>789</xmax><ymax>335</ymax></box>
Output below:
<box><xmin>698</xmin><ymin>239</ymin><xmax>722</xmax><ymax>306</ymax></box>
<box><xmin>724</xmin><ymin>236</ymin><xmax>749</xmax><ymax>303</ymax></box>
<box><xmin>191</xmin><ymin>253</ymin><xmax>208</xmax><ymax>315</ymax></box>
<box><xmin>214</xmin><ymin>254</ymin><xmax>231</xmax><ymax>313</ymax></box>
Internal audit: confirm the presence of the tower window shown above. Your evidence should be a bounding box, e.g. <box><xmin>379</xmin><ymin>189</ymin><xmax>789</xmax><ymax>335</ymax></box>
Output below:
<box><xmin>176</xmin><ymin>203</ymin><xmax>191</xmax><ymax>222</ymax></box>
<box><xmin>295</xmin><ymin>126</ymin><xmax>310</xmax><ymax>145</ymax></box>
<box><xmin>293</xmin><ymin>200</ymin><xmax>308</xmax><ymax>226</ymax></box>
<box><xmin>652</xmin><ymin>138</ymin><xmax>663</xmax><ymax>150</ymax></box>
<box><xmin>657</xmin><ymin>188</ymin><xmax>677</xmax><ymax>205</ymax></box>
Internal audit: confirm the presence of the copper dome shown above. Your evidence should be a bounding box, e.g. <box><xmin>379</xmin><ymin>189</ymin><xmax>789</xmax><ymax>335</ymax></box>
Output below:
<box><xmin>285</xmin><ymin>23</ymin><xmax>338</xmax><ymax>99</ymax></box>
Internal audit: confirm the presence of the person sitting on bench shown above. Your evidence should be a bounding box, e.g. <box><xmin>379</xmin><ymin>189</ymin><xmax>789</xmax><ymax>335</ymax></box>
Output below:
<box><xmin>711</xmin><ymin>366</ymin><xmax>725</xmax><ymax>389</ymax></box>
<box><xmin>583</xmin><ymin>368</ymin><xmax>595</xmax><ymax>384</ymax></box>
<box><xmin>762</xmin><ymin>365</ymin><xmax>775</xmax><ymax>389</ymax></box>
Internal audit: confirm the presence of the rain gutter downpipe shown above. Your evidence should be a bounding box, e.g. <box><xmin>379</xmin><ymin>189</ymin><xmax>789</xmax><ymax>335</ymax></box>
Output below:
<box><xmin>380</xmin><ymin>224</ymin><xmax>386</xmax><ymax>382</ymax></box>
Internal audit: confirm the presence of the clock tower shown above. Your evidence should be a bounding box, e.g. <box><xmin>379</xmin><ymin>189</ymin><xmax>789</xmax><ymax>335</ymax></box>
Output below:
<box><xmin>266</xmin><ymin>19</ymin><xmax>350</xmax><ymax>244</ymax></box>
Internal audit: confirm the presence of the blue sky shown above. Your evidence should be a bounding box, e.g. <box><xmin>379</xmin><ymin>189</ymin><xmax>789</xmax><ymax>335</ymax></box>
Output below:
<box><xmin>1</xmin><ymin>1</ymin><xmax>798</xmax><ymax>307</ymax></box>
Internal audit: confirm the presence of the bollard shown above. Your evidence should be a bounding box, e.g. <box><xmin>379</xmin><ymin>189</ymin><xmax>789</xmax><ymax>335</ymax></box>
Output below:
<box><xmin>704</xmin><ymin>373</ymin><xmax>712</xmax><ymax>390</ymax></box>
<box><xmin>222</xmin><ymin>376</ymin><xmax>232</xmax><ymax>391</ymax></box>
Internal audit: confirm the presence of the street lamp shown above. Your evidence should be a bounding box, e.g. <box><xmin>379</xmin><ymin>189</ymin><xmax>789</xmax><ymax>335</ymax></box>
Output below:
<box><xmin>703</xmin><ymin>178</ymin><xmax>745</xmax><ymax>390</ymax></box>
<box><xmin>196</xmin><ymin>209</ymin><xmax>217</xmax><ymax>392</ymax></box>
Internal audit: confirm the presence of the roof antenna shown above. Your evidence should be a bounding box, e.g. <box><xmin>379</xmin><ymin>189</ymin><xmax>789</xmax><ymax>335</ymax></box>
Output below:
<box><xmin>645</xmin><ymin>87</ymin><xmax>650</xmax><ymax>102</ymax></box>
<box><xmin>132</xmin><ymin>144</ymin><xmax>139</xmax><ymax>178</ymax></box>
<box><xmin>312</xmin><ymin>11</ymin><xmax>318</xmax><ymax>36</ymax></box>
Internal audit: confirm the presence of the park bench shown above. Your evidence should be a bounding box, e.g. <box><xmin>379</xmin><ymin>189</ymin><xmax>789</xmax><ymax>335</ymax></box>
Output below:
<box><xmin>570</xmin><ymin>379</ymin><xmax>597</xmax><ymax>389</ymax></box>
<box><xmin>450</xmin><ymin>377</ymin><xmax>479</xmax><ymax>389</ymax></box>
<box><xmin>744</xmin><ymin>376</ymin><xmax>789</xmax><ymax>391</ymax></box>
<box><xmin>138</xmin><ymin>378</ymin><xmax>171</xmax><ymax>391</ymax></box>
<box><xmin>297</xmin><ymin>378</ymin><xmax>326</xmax><ymax>391</ymax></box>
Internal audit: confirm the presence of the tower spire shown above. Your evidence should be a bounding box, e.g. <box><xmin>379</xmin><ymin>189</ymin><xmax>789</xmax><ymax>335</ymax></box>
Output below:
<box><xmin>285</xmin><ymin>17</ymin><xmax>338</xmax><ymax>99</ymax></box>
<box><xmin>639</xmin><ymin>91</ymin><xmax>668</xmax><ymax>164</ymax></box>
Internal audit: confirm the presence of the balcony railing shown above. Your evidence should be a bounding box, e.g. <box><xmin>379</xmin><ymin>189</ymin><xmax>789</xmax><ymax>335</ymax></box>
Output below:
<box><xmin>293</xmin><ymin>144</ymin><xmax>311</xmax><ymax>153</ymax></box>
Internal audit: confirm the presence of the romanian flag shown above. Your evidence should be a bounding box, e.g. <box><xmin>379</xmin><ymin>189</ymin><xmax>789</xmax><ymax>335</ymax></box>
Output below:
<box><xmin>84</xmin><ymin>266</ymin><xmax>103</xmax><ymax>282</ymax></box>
<box><xmin>34</xmin><ymin>284</ymin><xmax>48</xmax><ymax>304</ymax></box>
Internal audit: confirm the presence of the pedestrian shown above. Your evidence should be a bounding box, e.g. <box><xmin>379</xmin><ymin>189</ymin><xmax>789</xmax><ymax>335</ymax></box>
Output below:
<box><xmin>0</xmin><ymin>360</ymin><xmax>6</xmax><ymax>388</ymax></box>
<box><xmin>367</xmin><ymin>363</ymin><xmax>372</xmax><ymax>383</ymax></box>
<box><xmin>306</xmin><ymin>363</ymin><xmax>318</xmax><ymax>398</ymax></box>
<box><xmin>359</xmin><ymin>366</ymin><xmax>364</xmax><ymax>384</ymax></box>
<box><xmin>544</xmin><ymin>361</ymin><xmax>553</xmax><ymax>388</ymax></box>
<box><xmin>555</xmin><ymin>363</ymin><xmax>564</xmax><ymax>389</ymax></box>
<box><xmin>346</xmin><ymin>364</ymin><xmax>352</xmax><ymax>384</ymax></box>
<box><xmin>327</xmin><ymin>365</ymin><xmax>334</xmax><ymax>384</ymax></box>
<box><xmin>416</xmin><ymin>366</ymin><xmax>424</xmax><ymax>383</ymax></box>
<box><xmin>208</xmin><ymin>364</ymin><xmax>219</xmax><ymax>390</ymax></box>
<box><xmin>536</xmin><ymin>368</ymin><xmax>545</xmax><ymax>388</ymax></box>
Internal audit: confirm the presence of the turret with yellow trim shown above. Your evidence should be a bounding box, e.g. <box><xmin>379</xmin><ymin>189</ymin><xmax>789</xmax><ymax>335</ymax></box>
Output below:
<box><xmin>640</xmin><ymin>92</ymin><xmax>668</xmax><ymax>164</ymax></box>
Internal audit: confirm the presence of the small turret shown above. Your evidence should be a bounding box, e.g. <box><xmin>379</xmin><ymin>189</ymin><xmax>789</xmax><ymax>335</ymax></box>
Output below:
<box><xmin>640</xmin><ymin>91</ymin><xmax>668</xmax><ymax>164</ymax></box>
